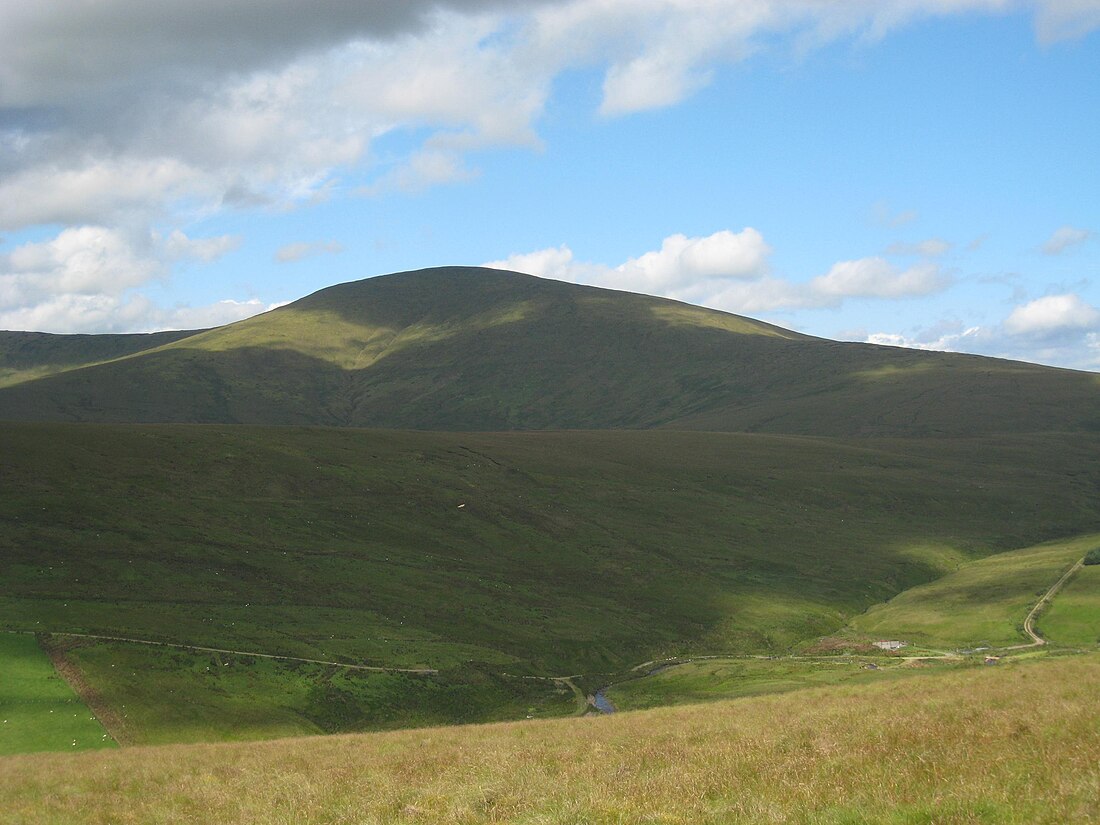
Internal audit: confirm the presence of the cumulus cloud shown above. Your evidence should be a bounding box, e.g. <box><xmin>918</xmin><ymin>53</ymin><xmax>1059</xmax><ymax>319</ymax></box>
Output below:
<box><xmin>2</xmin><ymin>1</ymin><xmax>1096</xmax><ymax>332</ymax></box>
<box><xmin>275</xmin><ymin>240</ymin><xmax>344</xmax><ymax>263</ymax></box>
<box><xmin>0</xmin><ymin>159</ymin><xmax>210</xmax><ymax>231</ymax></box>
<box><xmin>487</xmin><ymin>230</ymin><xmax>952</xmax><ymax>314</ymax></box>
<box><xmin>1002</xmin><ymin>293</ymin><xmax>1100</xmax><ymax>337</ymax></box>
<box><xmin>811</xmin><ymin>258</ymin><xmax>948</xmax><ymax>300</ymax></box>
<box><xmin>1</xmin><ymin>227</ymin><xmax>160</xmax><ymax>308</ymax></box>
<box><xmin>0</xmin><ymin>225</ymin><xmax>249</xmax><ymax>332</ymax></box>
<box><xmin>0</xmin><ymin>1</ymin><xmax>537</xmax><ymax>107</ymax></box>
<box><xmin>1041</xmin><ymin>225</ymin><xmax>1093</xmax><ymax>255</ymax></box>
<box><xmin>866</xmin><ymin>292</ymin><xmax>1100</xmax><ymax>370</ymax></box>
<box><xmin>164</xmin><ymin>230</ymin><xmax>241</xmax><ymax>262</ymax></box>
<box><xmin>2</xmin><ymin>1</ymin><xmax>1095</xmax><ymax>233</ymax></box>
<box><xmin>487</xmin><ymin>228</ymin><xmax>771</xmax><ymax>296</ymax></box>
<box><xmin>0</xmin><ymin>293</ymin><xmax>280</xmax><ymax>335</ymax></box>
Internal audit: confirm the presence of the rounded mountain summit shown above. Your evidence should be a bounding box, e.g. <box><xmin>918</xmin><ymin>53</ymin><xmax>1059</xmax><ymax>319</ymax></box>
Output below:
<box><xmin>0</xmin><ymin>266</ymin><xmax>1097</xmax><ymax>435</ymax></box>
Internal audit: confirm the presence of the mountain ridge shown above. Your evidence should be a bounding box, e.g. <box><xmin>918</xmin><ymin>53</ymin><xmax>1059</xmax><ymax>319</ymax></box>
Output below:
<box><xmin>0</xmin><ymin>266</ymin><xmax>1096</xmax><ymax>435</ymax></box>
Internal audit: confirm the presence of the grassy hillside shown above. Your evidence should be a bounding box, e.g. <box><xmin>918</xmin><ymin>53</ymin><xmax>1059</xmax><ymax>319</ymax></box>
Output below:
<box><xmin>1</xmin><ymin>267</ymin><xmax>1097</xmax><ymax>435</ymax></box>
<box><xmin>3</xmin><ymin>653</ymin><xmax>1098</xmax><ymax>824</ymax></box>
<box><xmin>0</xmin><ymin>634</ymin><xmax>114</xmax><ymax>756</ymax></box>
<box><xmin>2</xmin><ymin>422</ymin><xmax>1098</xmax><ymax>745</ymax></box>
<box><xmin>849</xmin><ymin>534</ymin><xmax>1100</xmax><ymax>648</ymax></box>
<box><xmin>0</xmin><ymin>329</ymin><xmax>202</xmax><ymax>388</ymax></box>
<box><xmin>1041</xmin><ymin>560</ymin><xmax>1100</xmax><ymax>646</ymax></box>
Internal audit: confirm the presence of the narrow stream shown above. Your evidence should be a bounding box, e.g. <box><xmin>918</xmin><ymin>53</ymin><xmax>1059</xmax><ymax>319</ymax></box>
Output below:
<box><xmin>592</xmin><ymin>688</ymin><xmax>616</xmax><ymax>713</ymax></box>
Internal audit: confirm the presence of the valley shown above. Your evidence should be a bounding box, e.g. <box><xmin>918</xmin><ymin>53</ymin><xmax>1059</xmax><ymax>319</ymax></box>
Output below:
<box><xmin>1</xmin><ymin>269</ymin><xmax>1098</xmax><ymax>823</ymax></box>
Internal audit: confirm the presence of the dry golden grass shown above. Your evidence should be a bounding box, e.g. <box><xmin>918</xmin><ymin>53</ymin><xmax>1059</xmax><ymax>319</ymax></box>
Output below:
<box><xmin>3</xmin><ymin>654</ymin><xmax>1099</xmax><ymax>824</ymax></box>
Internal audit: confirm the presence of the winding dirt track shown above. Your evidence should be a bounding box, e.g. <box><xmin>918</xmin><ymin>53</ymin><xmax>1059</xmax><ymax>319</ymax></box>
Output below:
<box><xmin>1012</xmin><ymin>558</ymin><xmax>1085</xmax><ymax>649</ymax></box>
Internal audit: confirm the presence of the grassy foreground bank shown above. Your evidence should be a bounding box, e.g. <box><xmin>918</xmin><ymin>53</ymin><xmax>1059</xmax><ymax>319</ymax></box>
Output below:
<box><xmin>3</xmin><ymin>653</ymin><xmax>1098</xmax><ymax>824</ymax></box>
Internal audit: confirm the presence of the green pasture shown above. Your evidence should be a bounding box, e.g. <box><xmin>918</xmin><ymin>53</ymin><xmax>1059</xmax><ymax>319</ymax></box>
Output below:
<box><xmin>1041</xmin><ymin>561</ymin><xmax>1100</xmax><ymax>647</ymax></box>
<box><xmin>849</xmin><ymin>534</ymin><xmax>1100</xmax><ymax>648</ymax></box>
<box><xmin>54</xmin><ymin>639</ymin><xmax>571</xmax><ymax>746</ymax></box>
<box><xmin>0</xmin><ymin>633</ymin><xmax>113</xmax><ymax>755</ymax></box>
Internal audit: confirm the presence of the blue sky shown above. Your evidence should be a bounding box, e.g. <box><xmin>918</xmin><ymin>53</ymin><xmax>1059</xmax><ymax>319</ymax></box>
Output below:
<box><xmin>1</xmin><ymin>1</ymin><xmax>1097</xmax><ymax>369</ymax></box>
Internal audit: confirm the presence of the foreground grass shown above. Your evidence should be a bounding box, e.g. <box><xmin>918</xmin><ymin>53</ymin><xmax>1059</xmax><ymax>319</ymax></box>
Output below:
<box><xmin>0</xmin><ymin>634</ymin><xmax>113</xmax><ymax>756</ymax></box>
<box><xmin>3</xmin><ymin>653</ymin><xmax>1098</xmax><ymax>824</ymax></box>
<box><xmin>849</xmin><ymin>534</ymin><xmax>1100</xmax><ymax>649</ymax></box>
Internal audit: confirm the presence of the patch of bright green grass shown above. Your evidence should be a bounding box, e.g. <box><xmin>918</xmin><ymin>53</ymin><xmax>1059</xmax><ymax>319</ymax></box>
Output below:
<box><xmin>56</xmin><ymin>640</ymin><xmax>571</xmax><ymax>746</ymax></box>
<box><xmin>1040</xmin><ymin>563</ymin><xmax>1100</xmax><ymax>647</ymax></box>
<box><xmin>850</xmin><ymin>534</ymin><xmax>1100</xmax><ymax>649</ymax></box>
<box><xmin>0</xmin><ymin>633</ymin><xmax>114</xmax><ymax>755</ymax></box>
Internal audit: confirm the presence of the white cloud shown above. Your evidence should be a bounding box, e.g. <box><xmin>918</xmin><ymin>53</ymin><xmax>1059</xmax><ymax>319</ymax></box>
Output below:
<box><xmin>0</xmin><ymin>293</ymin><xmax>280</xmax><ymax>335</ymax></box>
<box><xmin>1</xmin><ymin>1</ymin><xmax>1094</xmax><ymax>235</ymax></box>
<box><xmin>610</xmin><ymin>229</ymin><xmax>773</xmax><ymax>291</ymax></box>
<box><xmin>866</xmin><ymin>324</ymin><xmax>987</xmax><ymax>353</ymax></box>
<box><xmin>162</xmin><ymin>298</ymin><xmax>284</xmax><ymax>330</ymax></box>
<box><xmin>865</xmin><ymin>292</ymin><xmax>1100</xmax><ymax>370</ymax></box>
<box><xmin>1041</xmin><ymin>225</ymin><xmax>1093</xmax><ymax>255</ymax></box>
<box><xmin>1034</xmin><ymin>0</ymin><xmax>1100</xmax><ymax>43</ymax></box>
<box><xmin>487</xmin><ymin>228</ymin><xmax>771</xmax><ymax>295</ymax></box>
<box><xmin>2</xmin><ymin>1</ymin><xmax>1096</xmax><ymax>333</ymax></box>
<box><xmin>810</xmin><ymin>258</ymin><xmax>948</xmax><ymax>300</ymax></box>
<box><xmin>1002</xmin><ymin>293</ymin><xmax>1100</xmax><ymax>336</ymax></box>
<box><xmin>488</xmin><ymin>230</ymin><xmax>951</xmax><ymax>314</ymax></box>
<box><xmin>0</xmin><ymin>159</ymin><xmax>210</xmax><ymax>231</ymax></box>
<box><xmin>0</xmin><ymin>225</ymin><xmax>255</xmax><ymax>333</ymax></box>
<box><xmin>1</xmin><ymin>227</ymin><xmax>161</xmax><ymax>309</ymax></box>
<box><xmin>275</xmin><ymin>240</ymin><xmax>344</xmax><ymax>263</ymax></box>
<box><xmin>164</xmin><ymin>230</ymin><xmax>242</xmax><ymax>262</ymax></box>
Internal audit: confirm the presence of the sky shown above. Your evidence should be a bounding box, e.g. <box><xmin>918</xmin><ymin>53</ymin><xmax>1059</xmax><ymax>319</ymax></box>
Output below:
<box><xmin>0</xmin><ymin>0</ymin><xmax>1097</xmax><ymax>371</ymax></box>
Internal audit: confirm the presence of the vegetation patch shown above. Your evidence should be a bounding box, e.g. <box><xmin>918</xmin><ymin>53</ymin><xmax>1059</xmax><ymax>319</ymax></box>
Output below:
<box><xmin>850</xmin><ymin>534</ymin><xmax>1100</xmax><ymax>649</ymax></box>
<box><xmin>58</xmin><ymin>640</ymin><xmax>572</xmax><ymax>745</ymax></box>
<box><xmin>1040</xmin><ymin>564</ymin><xmax>1100</xmax><ymax>647</ymax></box>
<box><xmin>2</xmin><ymin>423</ymin><xmax>1099</xmax><ymax>745</ymax></box>
<box><xmin>0</xmin><ymin>633</ymin><xmax>114</xmax><ymax>755</ymax></box>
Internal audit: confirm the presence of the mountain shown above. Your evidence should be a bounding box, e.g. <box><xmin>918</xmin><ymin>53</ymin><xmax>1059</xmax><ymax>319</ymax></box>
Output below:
<box><xmin>0</xmin><ymin>329</ymin><xmax>204</xmax><ymax>388</ymax></box>
<box><xmin>0</xmin><ymin>266</ymin><xmax>1097</xmax><ymax>434</ymax></box>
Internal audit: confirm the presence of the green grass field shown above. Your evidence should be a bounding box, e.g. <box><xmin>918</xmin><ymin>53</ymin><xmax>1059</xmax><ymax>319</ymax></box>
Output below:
<box><xmin>0</xmin><ymin>634</ymin><xmax>114</xmax><ymax>756</ymax></box>
<box><xmin>1041</xmin><ymin>561</ymin><xmax>1100</xmax><ymax>647</ymax></box>
<box><xmin>47</xmin><ymin>638</ymin><xmax>572</xmax><ymax>746</ymax></box>
<box><xmin>3</xmin><ymin>653</ymin><xmax>1097</xmax><ymax>824</ymax></box>
<box><xmin>849</xmin><ymin>534</ymin><xmax>1100</xmax><ymax>649</ymax></box>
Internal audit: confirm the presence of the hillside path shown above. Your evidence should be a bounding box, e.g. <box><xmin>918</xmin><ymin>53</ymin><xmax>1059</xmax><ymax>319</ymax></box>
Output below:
<box><xmin>7</xmin><ymin>630</ymin><xmax>437</xmax><ymax>674</ymax></box>
<box><xmin>1010</xmin><ymin>557</ymin><xmax>1085</xmax><ymax>649</ymax></box>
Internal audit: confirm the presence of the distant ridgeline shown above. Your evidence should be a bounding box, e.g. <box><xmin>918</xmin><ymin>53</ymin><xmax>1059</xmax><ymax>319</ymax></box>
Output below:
<box><xmin>1</xmin><ymin>266</ymin><xmax>1097</xmax><ymax>435</ymax></box>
